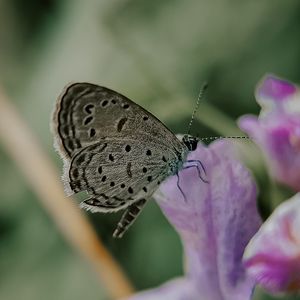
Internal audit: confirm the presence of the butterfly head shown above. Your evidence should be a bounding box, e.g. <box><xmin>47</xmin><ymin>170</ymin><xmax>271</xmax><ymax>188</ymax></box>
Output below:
<box><xmin>182</xmin><ymin>135</ymin><xmax>199</xmax><ymax>151</ymax></box>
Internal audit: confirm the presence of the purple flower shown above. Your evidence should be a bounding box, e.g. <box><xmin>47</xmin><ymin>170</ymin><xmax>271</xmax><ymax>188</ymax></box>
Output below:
<box><xmin>243</xmin><ymin>193</ymin><xmax>300</xmax><ymax>294</ymax></box>
<box><xmin>125</xmin><ymin>141</ymin><xmax>261</xmax><ymax>300</ymax></box>
<box><xmin>239</xmin><ymin>74</ymin><xmax>300</xmax><ymax>191</ymax></box>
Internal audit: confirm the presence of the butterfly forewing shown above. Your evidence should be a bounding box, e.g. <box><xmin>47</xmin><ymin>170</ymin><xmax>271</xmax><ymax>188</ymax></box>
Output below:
<box><xmin>53</xmin><ymin>83</ymin><xmax>184</xmax><ymax>159</ymax></box>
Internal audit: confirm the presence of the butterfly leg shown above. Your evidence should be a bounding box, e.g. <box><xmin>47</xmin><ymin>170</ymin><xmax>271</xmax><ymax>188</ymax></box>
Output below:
<box><xmin>176</xmin><ymin>173</ymin><xmax>187</xmax><ymax>202</ymax></box>
<box><xmin>176</xmin><ymin>160</ymin><xmax>208</xmax><ymax>202</ymax></box>
<box><xmin>184</xmin><ymin>160</ymin><xmax>209</xmax><ymax>183</ymax></box>
<box><xmin>113</xmin><ymin>198</ymin><xmax>147</xmax><ymax>238</ymax></box>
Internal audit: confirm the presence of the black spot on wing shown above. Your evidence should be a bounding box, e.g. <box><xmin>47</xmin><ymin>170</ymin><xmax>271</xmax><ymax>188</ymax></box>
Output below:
<box><xmin>126</xmin><ymin>162</ymin><xmax>132</xmax><ymax>178</ymax></box>
<box><xmin>101</xmin><ymin>100</ymin><xmax>108</xmax><ymax>107</ymax></box>
<box><xmin>84</xmin><ymin>116</ymin><xmax>93</xmax><ymax>125</ymax></box>
<box><xmin>117</xmin><ymin>118</ymin><xmax>128</xmax><ymax>132</ymax></box>
<box><xmin>84</xmin><ymin>104</ymin><xmax>95</xmax><ymax>114</ymax></box>
<box><xmin>89</xmin><ymin>128</ymin><xmax>96</xmax><ymax>137</ymax></box>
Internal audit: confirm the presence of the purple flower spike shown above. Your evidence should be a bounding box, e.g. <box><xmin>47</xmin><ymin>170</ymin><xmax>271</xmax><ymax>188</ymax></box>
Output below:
<box><xmin>256</xmin><ymin>74</ymin><xmax>297</xmax><ymax>104</ymax></box>
<box><xmin>125</xmin><ymin>141</ymin><xmax>261</xmax><ymax>300</ymax></box>
<box><xmin>243</xmin><ymin>193</ymin><xmax>300</xmax><ymax>294</ymax></box>
<box><xmin>239</xmin><ymin>75</ymin><xmax>300</xmax><ymax>191</ymax></box>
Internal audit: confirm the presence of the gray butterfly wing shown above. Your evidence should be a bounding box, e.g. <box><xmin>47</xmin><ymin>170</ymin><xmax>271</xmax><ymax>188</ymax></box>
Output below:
<box><xmin>52</xmin><ymin>82</ymin><xmax>189</xmax><ymax>237</ymax></box>
<box><xmin>68</xmin><ymin>136</ymin><xmax>179</xmax><ymax>213</ymax></box>
<box><xmin>52</xmin><ymin>82</ymin><xmax>184</xmax><ymax>159</ymax></box>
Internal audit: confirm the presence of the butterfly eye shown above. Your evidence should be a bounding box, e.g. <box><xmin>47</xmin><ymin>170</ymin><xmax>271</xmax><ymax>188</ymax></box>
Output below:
<box><xmin>189</xmin><ymin>139</ymin><xmax>198</xmax><ymax>151</ymax></box>
<box><xmin>182</xmin><ymin>135</ymin><xmax>198</xmax><ymax>151</ymax></box>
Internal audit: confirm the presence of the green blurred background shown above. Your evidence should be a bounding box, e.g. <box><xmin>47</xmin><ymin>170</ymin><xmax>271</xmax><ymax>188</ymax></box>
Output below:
<box><xmin>1</xmin><ymin>1</ymin><xmax>300</xmax><ymax>299</ymax></box>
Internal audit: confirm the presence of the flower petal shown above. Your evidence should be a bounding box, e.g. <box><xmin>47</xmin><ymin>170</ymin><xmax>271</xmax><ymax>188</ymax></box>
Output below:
<box><xmin>125</xmin><ymin>278</ymin><xmax>200</xmax><ymax>300</ymax></box>
<box><xmin>243</xmin><ymin>193</ymin><xmax>300</xmax><ymax>294</ymax></box>
<box><xmin>239</xmin><ymin>75</ymin><xmax>300</xmax><ymax>191</ymax></box>
<box><xmin>256</xmin><ymin>74</ymin><xmax>297</xmax><ymax>104</ymax></box>
<box><xmin>127</xmin><ymin>141</ymin><xmax>261</xmax><ymax>300</ymax></box>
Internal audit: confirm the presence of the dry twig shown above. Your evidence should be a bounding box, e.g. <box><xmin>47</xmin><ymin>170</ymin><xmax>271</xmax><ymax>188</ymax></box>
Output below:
<box><xmin>0</xmin><ymin>85</ymin><xmax>134</xmax><ymax>299</ymax></box>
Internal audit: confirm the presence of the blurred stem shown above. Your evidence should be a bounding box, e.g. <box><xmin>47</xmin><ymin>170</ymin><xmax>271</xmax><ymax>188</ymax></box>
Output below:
<box><xmin>103</xmin><ymin>19</ymin><xmax>264</xmax><ymax>173</ymax></box>
<box><xmin>103</xmin><ymin>17</ymin><xmax>241</xmax><ymax>136</ymax></box>
<box><xmin>0</xmin><ymin>86</ymin><xmax>134</xmax><ymax>299</ymax></box>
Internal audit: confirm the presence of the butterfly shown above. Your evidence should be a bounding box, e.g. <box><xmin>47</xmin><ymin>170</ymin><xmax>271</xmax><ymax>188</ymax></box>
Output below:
<box><xmin>52</xmin><ymin>83</ymin><xmax>201</xmax><ymax>238</ymax></box>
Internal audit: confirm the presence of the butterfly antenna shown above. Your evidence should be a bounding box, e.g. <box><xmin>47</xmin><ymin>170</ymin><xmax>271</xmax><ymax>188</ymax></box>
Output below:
<box><xmin>200</xmin><ymin>136</ymin><xmax>252</xmax><ymax>142</ymax></box>
<box><xmin>187</xmin><ymin>82</ymin><xmax>208</xmax><ymax>135</ymax></box>
<box><xmin>189</xmin><ymin>84</ymin><xmax>251</xmax><ymax>142</ymax></box>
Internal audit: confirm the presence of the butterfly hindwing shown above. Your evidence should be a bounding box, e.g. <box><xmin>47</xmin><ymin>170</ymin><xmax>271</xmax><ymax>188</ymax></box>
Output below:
<box><xmin>67</xmin><ymin>137</ymin><xmax>177</xmax><ymax>212</ymax></box>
